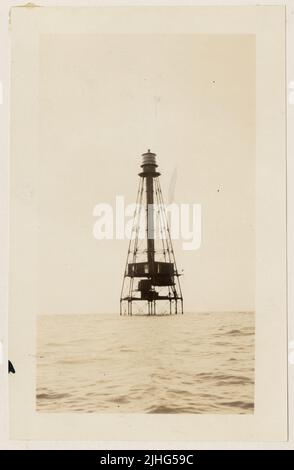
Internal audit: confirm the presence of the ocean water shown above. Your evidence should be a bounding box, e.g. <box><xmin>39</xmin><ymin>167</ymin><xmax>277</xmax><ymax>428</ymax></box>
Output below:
<box><xmin>37</xmin><ymin>312</ymin><xmax>254</xmax><ymax>414</ymax></box>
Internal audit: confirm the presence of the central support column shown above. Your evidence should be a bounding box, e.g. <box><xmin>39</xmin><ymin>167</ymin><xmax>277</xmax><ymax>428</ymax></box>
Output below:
<box><xmin>146</xmin><ymin>174</ymin><xmax>155</xmax><ymax>275</ymax></box>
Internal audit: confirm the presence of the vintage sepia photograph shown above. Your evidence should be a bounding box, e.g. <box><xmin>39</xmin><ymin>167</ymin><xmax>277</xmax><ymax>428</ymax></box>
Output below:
<box><xmin>7</xmin><ymin>5</ymin><xmax>287</xmax><ymax>442</ymax></box>
<box><xmin>36</xmin><ymin>33</ymin><xmax>255</xmax><ymax>414</ymax></box>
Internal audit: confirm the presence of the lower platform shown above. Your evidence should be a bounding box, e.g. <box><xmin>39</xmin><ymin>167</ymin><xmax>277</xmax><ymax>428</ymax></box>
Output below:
<box><xmin>120</xmin><ymin>298</ymin><xmax>184</xmax><ymax>316</ymax></box>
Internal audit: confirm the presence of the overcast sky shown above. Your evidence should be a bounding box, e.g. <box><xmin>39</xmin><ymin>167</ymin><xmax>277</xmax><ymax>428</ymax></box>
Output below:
<box><xmin>38</xmin><ymin>33</ymin><xmax>255</xmax><ymax>314</ymax></box>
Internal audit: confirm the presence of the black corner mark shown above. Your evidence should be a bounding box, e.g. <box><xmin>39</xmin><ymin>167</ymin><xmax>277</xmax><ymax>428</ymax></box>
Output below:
<box><xmin>8</xmin><ymin>360</ymin><xmax>15</xmax><ymax>374</ymax></box>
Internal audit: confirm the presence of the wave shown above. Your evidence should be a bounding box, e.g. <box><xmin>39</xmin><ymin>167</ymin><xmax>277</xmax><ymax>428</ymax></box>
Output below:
<box><xmin>220</xmin><ymin>401</ymin><xmax>254</xmax><ymax>410</ymax></box>
<box><xmin>195</xmin><ymin>372</ymin><xmax>253</xmax><ymax>385</ymax></box>
<box><xmin>225</xmin><ymin>329</ymin><xmax>254</xmax><ymax>336</ymax></box>
<box><xmin>37</xmin><ymin>392</ymin><xmax>70</xmax><ymax>400</ymax></box>
<box><xmin>147</xmin><ymin>404</ymin><xmax>196</xmax><ymax>413</ymax></box>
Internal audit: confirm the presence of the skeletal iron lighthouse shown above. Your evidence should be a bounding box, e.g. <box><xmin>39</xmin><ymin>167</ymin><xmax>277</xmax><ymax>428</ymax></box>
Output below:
<box><xmin>120</xmin><ymin>150</ymin><xmax>183</xmax><ymax>315</ymax></box>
